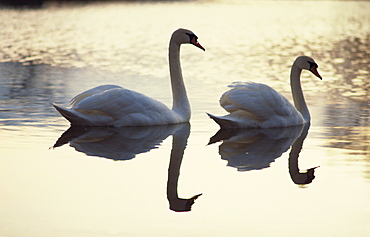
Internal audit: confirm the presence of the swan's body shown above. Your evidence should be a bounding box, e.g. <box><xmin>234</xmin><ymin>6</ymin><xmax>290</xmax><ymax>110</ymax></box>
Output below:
<box><xmin>53</xmin><ymin>28</ymin><xmax>205</xmax><ymax>127</ymax></box>
<box><xmin>208</xmin><ymin>56</ymin><xmax>322</xmax><ymax>128</ymax></box>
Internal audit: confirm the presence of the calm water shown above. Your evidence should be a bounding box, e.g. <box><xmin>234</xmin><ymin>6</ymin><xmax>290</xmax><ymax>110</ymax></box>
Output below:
<box><xmin>1</xmin><ymin>1</ymin><xmax>370</xmax><ymax>236</ymax></box>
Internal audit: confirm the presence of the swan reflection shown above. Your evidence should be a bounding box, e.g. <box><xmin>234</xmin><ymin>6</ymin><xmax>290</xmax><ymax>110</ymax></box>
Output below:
<box><xmin>209</xmin><ymin>123</ymin><xmax>318</xmax><ymax>184</ymax></box>
<box><xmin>288</xmin><ymin>123</ymin><xmax>319</xmax><ymax>185</ymax></box>
<box><xmin>53</xmin><ymin>123</ymin><xmax>201</xmax><ymax>211</ymax></box>
<box><xmin>53</xmin><ymin>124</ymin><xmax>182</xmax><ymax>160</ymax></box>
<box><xmin>167</xmin><ymin>123</ymin><xmax>202</xmax><ymax>212</ymax></box>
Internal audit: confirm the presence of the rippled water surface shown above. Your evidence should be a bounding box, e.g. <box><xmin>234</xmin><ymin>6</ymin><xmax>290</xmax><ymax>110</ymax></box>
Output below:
<box><xmin>1</xmin><ymin>1</ymin><xmax>370</xmax><ymax>236</ymax></box>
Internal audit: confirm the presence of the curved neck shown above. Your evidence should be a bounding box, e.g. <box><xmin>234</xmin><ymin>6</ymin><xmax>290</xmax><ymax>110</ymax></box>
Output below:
<box><xmin>167</xmin><ymin>125</ymin><xmax>189</xmax><ymax>205</ymax></box>
<box><xmin>289</xmin><ymin>123</ymin><xmax>312</xmax><ymax>184</ymax></box>
<box><xmin>167</xmin><ymin>124</ymin><xmax>199</xmax><ymax>212</ymax></box>
<box><xmin>169</xmin><ymin>40</ymin><xmax>190</xmax><ymax>120</ymax></box>
<box><xmin>290</xmin><ymin>63</ymin><xmax>310</xmax><ymax>122</ymax></box>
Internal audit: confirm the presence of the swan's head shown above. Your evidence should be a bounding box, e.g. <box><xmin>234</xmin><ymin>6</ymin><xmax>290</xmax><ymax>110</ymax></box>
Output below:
<box><xmin>171</xmin><ymin>28</ymin><xmax>205</xmax><ymax>51</ymax></box>
<box><xmin>295</xmin><ymin>56</ymin><xmax>322</xmax><ymax>80</ymax></box>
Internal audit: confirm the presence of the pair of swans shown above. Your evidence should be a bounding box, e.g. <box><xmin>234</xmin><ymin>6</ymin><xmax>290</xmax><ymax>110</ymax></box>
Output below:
<box><xmin>53</xmin><ymin>28</ymin><xmax>322</xmax><ymax>128</ymax></box>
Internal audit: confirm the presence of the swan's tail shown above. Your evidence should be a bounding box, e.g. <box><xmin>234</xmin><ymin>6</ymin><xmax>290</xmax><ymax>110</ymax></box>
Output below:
<box><xmin>206</xmin><ymin>113</ymin><xmax>238</xmax><ymax>129</ymax></box>
<box><xmin>53</xmin><ymin>103</ymin><xmax>89</xmax><ymax>125</ymax></box>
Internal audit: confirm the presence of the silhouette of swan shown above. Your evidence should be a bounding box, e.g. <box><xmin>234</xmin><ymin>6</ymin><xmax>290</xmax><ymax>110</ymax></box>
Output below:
<box><xmin>209</xmin><ymin>123</ymin><xmax>319</xmax><ymax>184</ymax></box>
<box><xmin>209</xmin><ymin>125</ymin><xmax>304</xmax><ymax>171</ymax></box>
<box><xmin>52</xmin><ymin>124</ymin><xmax>181</xmax><ymax>160</ymax></box>
<box><xmin>167</xmin><ymin>123</ymin><xmax>202</xmax><ymax>212</ymax></box>
<box><xmin>288</xmin><ymin>123</ymin><xmax>319</xmax><ymax>185</ymax></box>
<box><xmin>53</xmin><ymin>28</ymin><xmax>205</xmax><ymax>127</ymax></box>
<box><xmin>52</xmin><ymin>123</ymin><xmax>202</xmax><ymax>211</ymax></box>
<box><xmin>207</xmin><ymin>56</ymin><xmax>322</xmax><ymax>128</ymax></box>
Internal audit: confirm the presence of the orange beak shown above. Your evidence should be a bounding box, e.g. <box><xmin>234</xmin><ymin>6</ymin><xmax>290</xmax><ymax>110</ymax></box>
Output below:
<box><xmin>310</xmin><ymin>66</ymin><xmax>322</xmax><ymax>80</ymax></box>
<box><xmin>190</xmin><ymin>38</ymin><xmax>205</xmax><ymax>51</ymax></box>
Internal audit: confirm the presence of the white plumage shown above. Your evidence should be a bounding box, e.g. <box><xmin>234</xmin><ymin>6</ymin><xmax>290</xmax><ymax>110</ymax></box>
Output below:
<box><xmin>53</xmin><ymin>28</ymin><xmax>205</xmax><ymax>127</ymax></box>
<box><xmin>54</xmin><ymin>85</ymin><xmax>180</xmax><ymax>126</ymax></box>
<box><xmin>208</xmin><ymin>56</ymin><xmax>322</xmax><ymax>128</ymax></box>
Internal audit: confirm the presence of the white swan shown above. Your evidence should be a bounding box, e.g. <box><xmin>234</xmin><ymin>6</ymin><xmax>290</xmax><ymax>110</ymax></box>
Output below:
<box><xmin>207</xmin><ymin>56</ymin><xmax>322</xmax><ymax>128</ymax></box>
<box><xmin>53</xmin><ymin>28</ymin><xmax>205</xmax><ymax>127</ymax></box>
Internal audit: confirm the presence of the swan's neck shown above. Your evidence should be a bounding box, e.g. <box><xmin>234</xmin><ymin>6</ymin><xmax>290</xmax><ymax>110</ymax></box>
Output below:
<box><xmin>290</xmin><ymin>64</ymin><xmax>310</xmax><ymax>122</ymax></box>
<box><xmin>169</xmin><ymin>40</ymin><xmax>190</xmax><ymax>120</ymax></box>
<box><xmin>167</xmin><ymin>124</ymin><xmax>191</xmax><ymax>212</ymax></box>
<box><xmin>289</xmin><ymin>123</ymin><xmax>311</xmax><ymax>184</ymax></box>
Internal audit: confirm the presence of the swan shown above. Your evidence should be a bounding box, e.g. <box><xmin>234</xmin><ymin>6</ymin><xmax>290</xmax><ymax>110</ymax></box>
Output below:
<box><xmin>207</xmin><ymin>56</ymin><xmax>322</xmax><ymax>128</ymax></box>
<box><xmin>53</xmin><ymin>28</ymin><xmax>205</xmax><ymax>127</ymax></box>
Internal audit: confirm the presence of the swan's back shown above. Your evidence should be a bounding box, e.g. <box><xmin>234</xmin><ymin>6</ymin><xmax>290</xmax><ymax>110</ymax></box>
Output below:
<box><xmin>213</xmin><ymin>82</ymin><xmax>305</xmax><ymax>128</ymax></box>
<box><xmin>70</xmin><ymin>84</ymin><xmax>123</xmax><ymax>106</ymax></box>
<box><xmin>54</xmin><ymin>86</ymin><xmax>184</xmax><ymax>127</ymax></box>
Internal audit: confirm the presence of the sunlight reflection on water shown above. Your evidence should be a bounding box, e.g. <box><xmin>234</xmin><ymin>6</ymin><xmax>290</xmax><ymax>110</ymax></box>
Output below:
<box><xmin>0</xmin><ymin>1</ymin><xmax>370</xmax><ymax>237</ymax></box>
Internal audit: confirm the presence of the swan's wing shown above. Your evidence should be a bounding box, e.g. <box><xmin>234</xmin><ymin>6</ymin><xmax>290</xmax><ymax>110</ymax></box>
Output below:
<box><xmin>70</xmin><ymin>85</ymin><xmax>123</xmax><ymax>106</ymax></box>
<box><xmin>220</xmin><ymin>82</ymin><xmax>296</xmax><ymax>121</ymax></box>
<box><xmin>72</xmin><ymin>87</ymin><xmax>171</xmax><ymax>121</ymax></box>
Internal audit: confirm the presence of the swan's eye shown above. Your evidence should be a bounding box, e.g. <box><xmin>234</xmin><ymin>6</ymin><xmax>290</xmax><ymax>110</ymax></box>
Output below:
<box><xmin>308</xmin><ymin>61</ymin><xmax>318</xmax><ymax>69</ymax></box>
<box><xmin>186</xmin><ymin>33</ymin><xmax>197</xmax><ymax>42</ymax></box>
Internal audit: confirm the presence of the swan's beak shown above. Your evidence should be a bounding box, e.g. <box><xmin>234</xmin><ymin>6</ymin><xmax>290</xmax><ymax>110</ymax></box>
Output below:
<box><xmin>190</xmin><ymin>38</ymin><xmax>205</xmax><ymax>51</ymax></box>
<box><xmin>310</xmin><ymin>66</ymin><xmax>322</xmax><ymax>80</ymax></box>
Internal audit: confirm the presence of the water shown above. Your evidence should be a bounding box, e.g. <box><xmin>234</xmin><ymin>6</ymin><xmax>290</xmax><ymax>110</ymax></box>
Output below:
<box><xmin>1</xmin><ymin>1</ymin><xmax>370</xmax><ymax>236</ymax></box>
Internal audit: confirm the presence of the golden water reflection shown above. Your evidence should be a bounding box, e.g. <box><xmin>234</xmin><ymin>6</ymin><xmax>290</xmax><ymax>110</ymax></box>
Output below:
<box><xmin>0</xmin><ymin>1</ymin><xmax>370</xmax><ymax>235</ymax></box>
<box><xmin>323</xmin><ymin>126</ymin><xmax>370</xmax><ymax>157</ymax></box>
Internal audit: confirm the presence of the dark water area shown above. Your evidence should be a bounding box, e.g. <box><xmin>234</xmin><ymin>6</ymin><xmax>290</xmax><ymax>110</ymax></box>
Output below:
<box><xmin>0</xmin><ymin>0</ymin><xmax>186</xmax><ymax>8</ymax></box>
